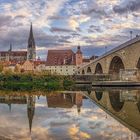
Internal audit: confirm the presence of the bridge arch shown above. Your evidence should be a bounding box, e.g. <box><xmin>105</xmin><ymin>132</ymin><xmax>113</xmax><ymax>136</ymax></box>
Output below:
<box><xmin>109</xmin><ymin>56</ymin><xmax>125</xmax><ymax>74</ymax></box>
<box><xmin>87</xmin><ymin>67</ymin><xmax>92</xmax><ymax>74</ymax></box>
<box><xmin>109</xmin><ymin>91</ymin><xmax>124</xmax><ymax>112</ymax></box>
<box><xmin>82</xmin><ymin>70</ymin><xmax>85</xmax><ymax>75</ymax></box>
<box><xmin>136</xmin><ymin>57</ymin><xmax>140</xmax><ymax>69</ymax></box>
<box><xmin>95</xmin><ymin>63</ymin><xmax>103</xmax><ymax>74</ymax></box>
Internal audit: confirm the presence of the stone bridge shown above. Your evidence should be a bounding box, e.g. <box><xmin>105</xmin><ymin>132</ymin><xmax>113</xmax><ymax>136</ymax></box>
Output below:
<box><xmin>77</xmin><ymin>37</ymin><xmax>140</xmax><ymax>80</ymax></box>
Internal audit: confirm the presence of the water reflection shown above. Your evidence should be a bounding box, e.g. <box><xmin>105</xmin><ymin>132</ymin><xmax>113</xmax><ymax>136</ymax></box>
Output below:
<box><xmin>85</xmin><ymin>89</ymin><xmax>140</xmax><ymax>137</ymax></box>
<box><xmin>95</xmin><ymin>91</ymin><xmax>103</xmax><ymax>101</ymax></box>
<box><xmin>109</xmin><ymin>90</ymin><xmax>124</xmax><ymax>112</ymax></box>
<box><xmin>0</xmin><ymin>90</ymin><xmax>139</xmax><ymax>139</ymax></box>
<box><xmin>46</xmin><ymin>93</ymin><xmax>83</xmax><ymax>113</ymax></box>
<box><xmin>27</xmin><ymin>96</ymin><xmax>35</xmax><ymax>133</ymax></box>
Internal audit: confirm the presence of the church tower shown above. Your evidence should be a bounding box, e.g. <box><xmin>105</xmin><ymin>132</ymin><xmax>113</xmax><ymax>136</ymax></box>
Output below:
<box><xmin>75</xmin><ymin>46</ymin><xmax>83</xmax><ymax>66</ymax></box>
<box><xmin>27</xmin><ymin>23</ymin><xmax>36</xmax><ymax>61</ymax></box>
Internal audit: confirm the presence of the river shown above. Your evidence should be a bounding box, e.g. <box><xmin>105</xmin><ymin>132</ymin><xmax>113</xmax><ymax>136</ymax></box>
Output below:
<box><xmin>0</xmin><ymin>88</ymin><xmax>139</xmax><ymax>140</ymax></box>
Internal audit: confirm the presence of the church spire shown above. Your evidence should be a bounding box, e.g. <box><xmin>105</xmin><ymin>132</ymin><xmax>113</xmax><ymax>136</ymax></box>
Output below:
<box><xmin>9</xmin><ymin>43</ymin><xmax>12</xmax><ymax>52</ymax></box>
<box><xmin>27</xmin><ymin>23</ymin><xmax>36</xmax><ymax>60</ymax></box>
<box><xmin>29</xmin><ymin>22</ymin><xmax>34</xmax><ymax>41</ymax></box>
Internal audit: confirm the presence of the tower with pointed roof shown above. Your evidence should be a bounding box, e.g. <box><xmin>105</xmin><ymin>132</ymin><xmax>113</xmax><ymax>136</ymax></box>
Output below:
<box><xmin>9</xmin><ymin>43</ymin><xmax>12</xmax><ymax>52</ymax></box>
<box><xmin>27</xmin><ymin>23</ymin><xmax>36</xmax><ymax>61</ymax></box>
<box><xmin>75</xmin><ymin>46</ymin><xmax>83</xmax><ymax>66</ymax></box>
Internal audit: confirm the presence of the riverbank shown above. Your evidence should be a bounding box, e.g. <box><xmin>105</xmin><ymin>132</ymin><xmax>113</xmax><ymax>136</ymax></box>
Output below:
<box><xmin>0</xmin><ymin>73</ymin><xmax>75</xmax><ymax>91</ymax></box>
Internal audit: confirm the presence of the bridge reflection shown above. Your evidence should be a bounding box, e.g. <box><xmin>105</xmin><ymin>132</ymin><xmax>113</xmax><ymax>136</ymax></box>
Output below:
<box><xmin>109</xmin><ymin>91</ymin><xmax>124</xmax><ymax>112</ymax></box>
<box><xmin>84</xmin><ymin>89</ymin><xmax>140</xmax><ymax>135</ymax></box>
<box><xmin>95</xmin><ymin>91</ymin><xmax>103</xmax><ymax>101</ymax></box>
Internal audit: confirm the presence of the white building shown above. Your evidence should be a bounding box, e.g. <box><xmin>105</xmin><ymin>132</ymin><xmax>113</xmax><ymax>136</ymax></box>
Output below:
<box><xmin>35</xmin><ymin>64</ymin><xmax>77</xmax><ymax>75</ymax></box>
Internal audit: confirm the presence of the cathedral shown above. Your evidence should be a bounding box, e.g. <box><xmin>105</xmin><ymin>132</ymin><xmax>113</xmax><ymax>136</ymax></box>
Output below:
<box><xmin>0</xmin><ymin>23</ymin><xmax>36</xmax><ymax>62</ymax></box>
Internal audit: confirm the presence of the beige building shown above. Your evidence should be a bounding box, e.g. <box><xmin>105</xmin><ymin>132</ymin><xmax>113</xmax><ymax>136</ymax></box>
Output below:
<box><xmin>20</xmin><ymin>60</ymin><xmax>34</xmax><ymax>72</ymax></box>
<box><xmin>36</xmin><ymin>64</ymin><xmax>46</xmax><ymax>72</ymax></box>
<box><xmin>35</xmin><ymin>64</ymin><xmax>77</xmax><ymax>75</ymax></box>
<box><xmin>46</xmin><ymin>65</ymin><xmax>77</xmax><ymax>75</ymax></box>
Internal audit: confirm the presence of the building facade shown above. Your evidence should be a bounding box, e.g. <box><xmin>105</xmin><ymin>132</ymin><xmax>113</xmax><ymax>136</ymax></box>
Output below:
<box><xmin>45</xmin><ymin>65</ymin><xmax>76</xmax><ymax>75</ymax></box>
<box><xmin>46</xmin><ymin>50</ymin><xmax>76</xmax><ymax>66</ymax></box>
<box><xmin>0</xmin><ymin>44</ymin><xmax>27</xmax><ymax>62</ymax></box>
<box><xmin>45</xmin><ymin>46</ymin><xmax>83</xmax><ymax>75</ymax></box>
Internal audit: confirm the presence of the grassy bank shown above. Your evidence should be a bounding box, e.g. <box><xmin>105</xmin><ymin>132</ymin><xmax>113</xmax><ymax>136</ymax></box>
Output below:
<box><xmin>0</xmin><ymin>73</ymin><xmax>75</xmax><ymax>91</ymax></box>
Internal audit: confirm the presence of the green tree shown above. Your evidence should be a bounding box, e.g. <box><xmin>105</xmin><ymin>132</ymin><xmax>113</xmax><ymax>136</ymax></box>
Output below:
<box><xmin>0</xmin><ymin>63</ymin><xmax>3</xmax><ymax>73</ymax></box>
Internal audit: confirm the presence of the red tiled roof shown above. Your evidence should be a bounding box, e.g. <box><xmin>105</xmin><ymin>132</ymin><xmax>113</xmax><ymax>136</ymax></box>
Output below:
<box><xmin>83</xmin><ymin>59</ymin><xmax>90</xmax><ymax>63</ymax></box>
<box><xmin>0</xmin><ymin>51</ymin><xmax>9</xmax><ymax>56</ymax></box>
<box><xmin>46</xmin><ymin>50</ymin><xmax>76</xmax><ymax>66</ymax></box>
<box><xmin>34</xmin><ymin>60</ymin><xmax>46</xmax><ymax>66</ymax></box>
<box><xmin>0</xmin><ymin>51</ymin><xmax>27</xmax><ymax>56</ymax></box>
<box><xmin>11</xmin><ymin>51</ymin><xmax>27</xmax><ymax>56</ymax></box>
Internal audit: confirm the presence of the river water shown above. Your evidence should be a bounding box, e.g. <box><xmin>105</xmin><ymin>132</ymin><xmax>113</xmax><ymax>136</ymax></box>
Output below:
<box><xmin>0</xmin><ymin>88</ymin><xmax>140</xmax><ymax>140</ymax></box>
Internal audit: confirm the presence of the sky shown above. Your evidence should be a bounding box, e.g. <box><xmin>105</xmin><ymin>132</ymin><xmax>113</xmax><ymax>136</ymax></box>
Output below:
<box><xmin>0</xmin><ymin>0</ymin><xmax>140</xmax><ymax>59</ymax></box>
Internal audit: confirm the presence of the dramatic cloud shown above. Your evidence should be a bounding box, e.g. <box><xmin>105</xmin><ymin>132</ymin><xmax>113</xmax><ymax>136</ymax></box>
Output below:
<box><xmin>0</xmin><ymin>0</ymin><xmax>140</xmax><ymax>59</ymax></box>
<box><xmin>113</xmin><ymin>0</ymin><xmax>140</xmax><ymax>14</ymax></box>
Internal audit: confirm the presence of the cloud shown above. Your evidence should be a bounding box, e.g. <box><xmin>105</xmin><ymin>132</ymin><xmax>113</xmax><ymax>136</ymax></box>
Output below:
<box><xmin>48</xmin><ymin>15</ymin><xmax>66</xmax><ymax>20</ymax></box>
<box><xmin>0</xmin><ymin>0</ymin><xmax>140</xmax><ymax>59</ymax></box>
<box><xmin>0</xmin><ymin>14</ymin><xmax>12</xmax><ymax>28</ymax></box>
<box><xmin>50</xmin><ymin>27</ymin><xmax>74</xmax><ymax>33</ymax></box>
<box><xmin>68</xmin><ymin>15</ymin><xmax>90</xmax><ymax>30</ymax></box>
<box><xmin>113</xmin><ymin>0</ymin><xmax>140</xmax><ymax>14</ymax></box>
<box><xmin>88</xmin><ymin>25</ymin><xmax>103</xmax><ymax>33</ymax></box>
